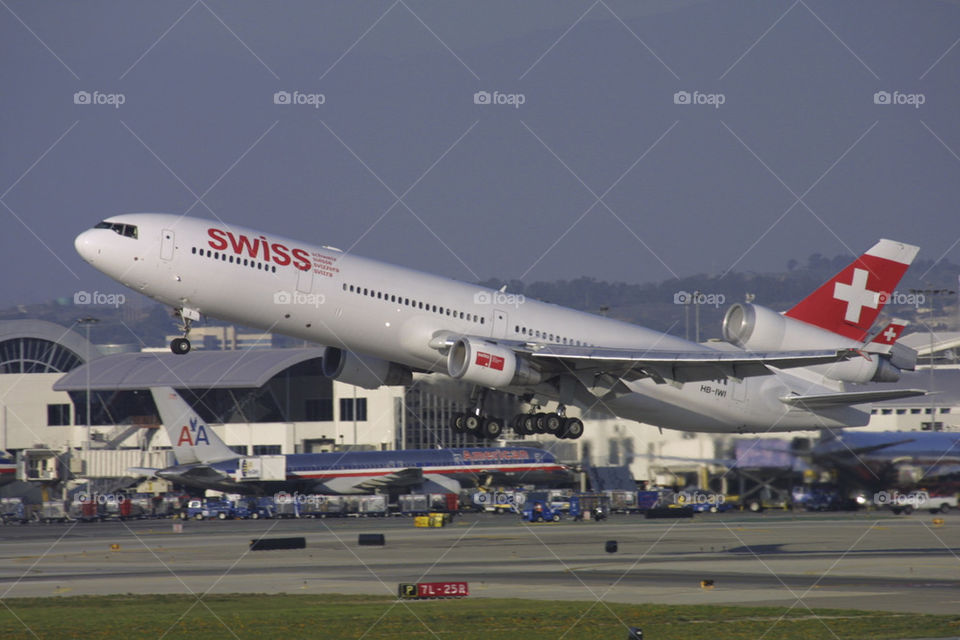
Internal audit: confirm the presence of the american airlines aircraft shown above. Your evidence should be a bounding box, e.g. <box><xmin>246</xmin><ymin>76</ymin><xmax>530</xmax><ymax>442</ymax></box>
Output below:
<box><xmin>141</xmin><ymin>387</ymin><xmax>568</xmax><ymax>494</ymax></box>
<box><xmin>75</xmin><ymin>214</ymin><xmax>924</xmax><ymax>439</ymax></box>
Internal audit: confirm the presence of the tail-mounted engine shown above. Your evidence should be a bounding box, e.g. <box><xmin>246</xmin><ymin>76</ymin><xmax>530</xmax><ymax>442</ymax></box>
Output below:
<box><xmin>722</xmin><ymin>303</ymin><xmax>907</xmax><ymax>383</ymax></box>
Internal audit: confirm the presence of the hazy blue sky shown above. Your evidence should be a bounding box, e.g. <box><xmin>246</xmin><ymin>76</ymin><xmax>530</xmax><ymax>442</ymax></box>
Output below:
<box><xmin>3</xmin><ymin>1</ymin><xmax>960</xmax><ymax>305</ymax></box>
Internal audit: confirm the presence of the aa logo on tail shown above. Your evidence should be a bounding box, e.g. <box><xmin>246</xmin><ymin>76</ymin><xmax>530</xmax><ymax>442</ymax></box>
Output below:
<box><xmin>177</xmin><ymin>417</ymin><xmax>211</xmax><ymax>447</ymax></box>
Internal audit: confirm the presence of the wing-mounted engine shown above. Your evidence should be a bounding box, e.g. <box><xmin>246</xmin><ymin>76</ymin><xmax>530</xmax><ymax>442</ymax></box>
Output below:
<box><xmin>322</xmin><ymin>347</ymin><xmax>412</xmax><ymax>389</ymax></box>
<box><xmin>447</xmin><ymin>337</ymin><xmax>541</xmax><ymax>389</ymax></box>
<box><xmin>722</xmin><ymin>303</ymin><xmax>905</xmax><ymax>383</ymax></box>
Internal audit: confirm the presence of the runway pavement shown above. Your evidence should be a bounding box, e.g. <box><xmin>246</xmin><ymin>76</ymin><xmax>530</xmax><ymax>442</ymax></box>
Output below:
<box><xmin>1</xmin><ymin>511</ymin><xmax>958</xmax><ymax>615</ymax></box>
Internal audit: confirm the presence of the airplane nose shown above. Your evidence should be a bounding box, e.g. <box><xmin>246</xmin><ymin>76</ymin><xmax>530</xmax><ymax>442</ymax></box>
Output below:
<box><xmin>74</xmin><ymin>229</ymin><xmax>100</xmax><ymax>263</ymax></box>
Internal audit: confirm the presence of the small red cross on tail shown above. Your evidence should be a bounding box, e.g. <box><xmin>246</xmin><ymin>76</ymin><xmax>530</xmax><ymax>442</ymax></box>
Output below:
<box><xmin>784</xmin><ymin>239</ymin><xmax>919</xmax><ymax>341</ymax></box>
<box><xmin>871</xmin><ymin>319</ymin><xmax>908</xmax><ymax>346</ymax></box>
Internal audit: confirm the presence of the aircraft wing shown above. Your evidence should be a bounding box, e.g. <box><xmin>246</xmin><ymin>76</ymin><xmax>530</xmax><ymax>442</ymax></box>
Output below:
<box><xmin>780</xmin><ymin>389</ymin><xmax>926</xmax><ymax>409</ymax></box>
<box><xmin>352</xmin><ymin>467</ymin><xmax>423</xmax><ymax>492</ymax></box>
<box><xmin>521</xmin><ymin>344</ymin><xmax>859</xmax><ymax>384</ymax></box>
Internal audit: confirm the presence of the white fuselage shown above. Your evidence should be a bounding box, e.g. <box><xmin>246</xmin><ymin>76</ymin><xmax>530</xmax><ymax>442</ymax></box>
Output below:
<box><xmin>75</xmin><ymin>214</ymin><xmax>867</xmax><ymax>433</ymax></box>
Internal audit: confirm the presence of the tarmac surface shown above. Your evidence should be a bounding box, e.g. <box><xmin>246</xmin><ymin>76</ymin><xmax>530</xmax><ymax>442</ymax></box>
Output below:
<box><xmin>1</xmin><ymin>510</ymin><xmax>958</xmax><ymax>617</ymax></box>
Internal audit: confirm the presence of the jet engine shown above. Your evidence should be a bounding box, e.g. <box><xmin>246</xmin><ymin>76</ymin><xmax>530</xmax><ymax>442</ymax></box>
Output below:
<box><xmin>447</xmin><ymin>337</ymin><xmax>541</xmax><ymax>389</ymax></box>
<box><xmin>321</xmin><ymin>347</ymin><xmax>412</xmax><ymax>389</ymax></box>
<box><xmin>722</xmin><ymin>303</ymin><xmax>902</xmax><ymax>383</ymax></box>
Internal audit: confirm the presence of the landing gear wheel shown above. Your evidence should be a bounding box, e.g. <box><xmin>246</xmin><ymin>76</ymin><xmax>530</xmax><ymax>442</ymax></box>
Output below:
<box><xmin>534</xmin><ymin>413</ymin><xmax>547</xmax><ymax>434</ymax></box>
<box><xmin>452</xmin><ymin>413</ymin><xmax>466</xmax><ymax>433</ymax></box>
<box><xmin>543</xmin><ymin>413</ymin><xmax>562</xmax><ymax>435</ymax></box>
<box><xmin>520</xmin><ymin>414</ymin><xmax>536</xmax><ymax>435</ymax></box>
<box><xmin>170</xmin><ymin>337</ymin><xmax>191</xmax><ymax>354</ymax></box>
<box><xmin>561</xmin><ymin>418</ymin><xmax>584</xmax><ymax>440</ymax></box>
<box><xmin>481</xmin><ymin>417</ymin><xmax>503</xmax><ymax>440</ymax></box>
<box><xmin>464</xmin><ymin>414</ymin><xmax>481</xmax><ymax>433</ymax></box>
<box><xmin>511</xmin><ymin>414</ymin><xmax>525</xmax><ymax>435</ymax></box>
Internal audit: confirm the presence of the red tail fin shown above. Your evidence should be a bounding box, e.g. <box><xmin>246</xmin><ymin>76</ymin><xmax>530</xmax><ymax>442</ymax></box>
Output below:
<box><xmin>784</xmin><ymin>239</ymin><xmax>919</xmax><ymax>341</ymax></box>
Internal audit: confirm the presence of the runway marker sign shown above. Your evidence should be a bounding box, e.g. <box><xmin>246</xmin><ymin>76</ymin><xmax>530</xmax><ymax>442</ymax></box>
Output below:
<box><xmin>398</xmin><ymin>581</ymin><xmax>469</xmax><ymax>599</ymax></box>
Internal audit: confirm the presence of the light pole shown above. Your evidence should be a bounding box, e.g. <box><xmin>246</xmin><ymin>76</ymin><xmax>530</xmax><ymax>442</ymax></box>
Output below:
<box><xmin>77</xmin><ymin>317</ymin><xmax>99</xmax><ymax>450</ymax></box>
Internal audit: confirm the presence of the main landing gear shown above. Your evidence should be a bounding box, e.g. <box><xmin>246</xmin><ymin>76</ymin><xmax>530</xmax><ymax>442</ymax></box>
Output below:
<box><xmin>511</xmin><ymin>405</ymin><xmax>584</xmax><ymax>440</ymax></box>
<box><xmin>452</xmin><ymin>387</ymin><xmax>504</xmax><ymax>440</ymax></box>
<box><xmin>451</xmin><ymin>394</ymin><xmax>584</xmax><ymax>441</ymax></box>
<box><xmin>169</xmin><ymin>307</ymin><xmax>199</xmax><ymax>355</ymax></box>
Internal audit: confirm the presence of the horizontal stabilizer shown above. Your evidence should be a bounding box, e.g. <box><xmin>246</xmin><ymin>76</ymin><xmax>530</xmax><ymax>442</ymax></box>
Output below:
<box><xmin>525</xmin><ymin>345</ymin><xmax>859</xmax><ymax>384</ymax></box>
<box><xmin>780</xmin><ymin>388</ymin><xmax>926</xmax><ymax>409</ymax></box>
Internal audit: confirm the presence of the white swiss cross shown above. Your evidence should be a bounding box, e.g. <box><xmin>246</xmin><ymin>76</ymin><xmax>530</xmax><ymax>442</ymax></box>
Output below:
<box><xmin>833</xmin><ymin>268</ymin><xmax>879</xmax><ymax>323</ymax></box>
<box><xmin>882</xmin><ymin>326</ymin><xmax>898</xmax><ymax>342</ymax></box>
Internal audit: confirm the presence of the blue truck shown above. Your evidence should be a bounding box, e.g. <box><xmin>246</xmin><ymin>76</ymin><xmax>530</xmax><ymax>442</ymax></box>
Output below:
<box><xmin>521</xmin><ymin>500</ymin><xmax>562</xmax><ymax>522</ymax></box>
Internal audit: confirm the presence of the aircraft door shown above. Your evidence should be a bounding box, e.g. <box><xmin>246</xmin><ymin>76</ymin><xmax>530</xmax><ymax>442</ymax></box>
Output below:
<box><xmin>160</xmin><ymin>229</ymin><xmax>175</xmax><ymax>261</ymax></box>
<box><xmin>492</xmin><ymin>308</ymin><xmax>509</xmax><ymax>338</ymax></box>
<box><xmin>731</xmin><ymin>377</ymin><xmax>747</xmax><ymax>403</ymax></box>
<box><xmin>296</xmin><ymin>265</ymin><xmax>313</xmax><ymax>293</ymax></box>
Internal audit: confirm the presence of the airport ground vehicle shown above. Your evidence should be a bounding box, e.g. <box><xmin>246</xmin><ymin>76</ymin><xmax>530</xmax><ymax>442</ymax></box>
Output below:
<box><xmin>887</xmin><ymin>491</ymin><xmax>959</xmax><ymax>515</ymax></box>
<box><xmin>569</xmin><ymin>493</ymin><xmax>610</xmax><ymax>521</ymax></box>
<box><xmin>922</xmin><ymin>493</ymin><xmax>958</xmax><ymax>514</ymax></box>
<box><xmin>0</xmin><ymin>498</ymin><xmax>28</xmax><ymax>525</ymax></box>
<box><xmin>184</xmin><ymin>498</ymin><xmax>263</xmax><ymax>520</ymax></box>
<box><xmin>521</xmin><ymin>500</ymin><xmax>562</xmax><ymax>522</ymax></box>
<box><xmin>678</xmin><ymin>490</ymin><xmax>733</xmax><ymax>513</ymax></box>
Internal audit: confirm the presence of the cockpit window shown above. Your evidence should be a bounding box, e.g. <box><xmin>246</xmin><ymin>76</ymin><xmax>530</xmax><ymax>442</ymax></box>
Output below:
<box><xmin>94</xmin><ymin>221</ymin><xmax>138</xmax><ymax>239</ymax></box>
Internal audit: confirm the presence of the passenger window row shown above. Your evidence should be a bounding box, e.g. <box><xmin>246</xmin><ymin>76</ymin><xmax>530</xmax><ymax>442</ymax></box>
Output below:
<box><xmin>514</xmin><ymin>325</ymin><xmax>590</xmax><ymax>347</ymax></box>
<box><xmin>341</xmin><ymin>283</ymin><xmax>485</xmax><ymax>325</ymax></box>
<box><xmin>191</xmin><ymin>246</ymin><xmax>278</xmax><ymax>273</ymax></box>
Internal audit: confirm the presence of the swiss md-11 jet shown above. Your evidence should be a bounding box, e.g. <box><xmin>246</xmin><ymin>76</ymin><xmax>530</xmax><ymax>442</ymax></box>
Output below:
<box><xmin>76</xmin><ymin>215</ymin><xmax>924</xmax><ymax>438</ymax></box>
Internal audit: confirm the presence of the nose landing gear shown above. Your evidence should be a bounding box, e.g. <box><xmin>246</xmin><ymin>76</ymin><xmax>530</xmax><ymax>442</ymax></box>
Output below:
<box><xmin>169</xmin><ymin>306</ymin><xmax>200</xmax><ymax>355</ymax></box>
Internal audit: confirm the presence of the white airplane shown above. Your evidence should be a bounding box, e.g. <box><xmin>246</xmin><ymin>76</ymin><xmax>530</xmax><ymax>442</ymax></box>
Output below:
<box><xmin>75</xmin><ymin>214</ymin><xmax>924</xmax><ymax>439</ymax></box>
